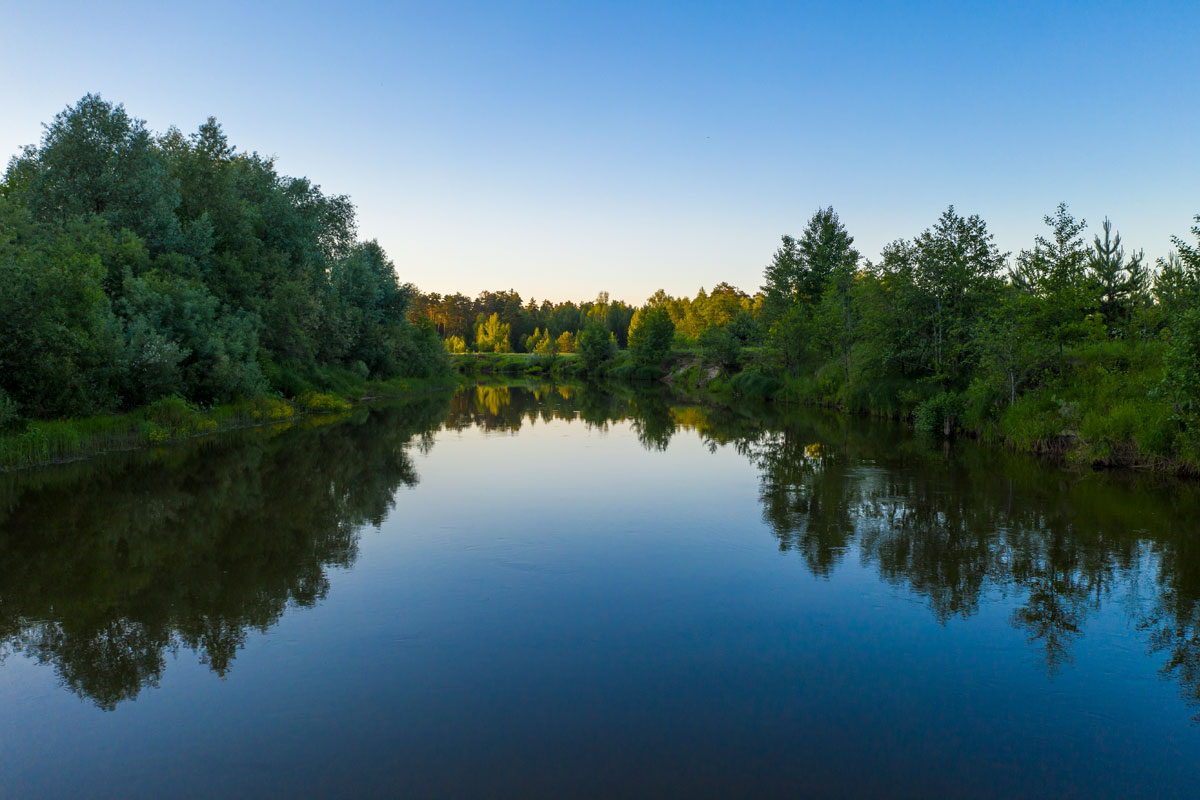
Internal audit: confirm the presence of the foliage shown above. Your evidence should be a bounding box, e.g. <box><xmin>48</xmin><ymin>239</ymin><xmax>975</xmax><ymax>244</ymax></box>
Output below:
<box><xmin>699</xmin><ymin>324</ymin><xmax>742</xmax><ymax>370</ymax></box>
<box><xmin>628</xmin><ymin>306</ymin><xmax>675</xmax><ymax>364</ymax></box>
<box><xmin>0</xmin><ymin>95</ymin><xmax>447</xmax><ymax>420</ymax></box>
<box><xmin>296</xmin><ymin>392</ymin><xmax>352</xmax><ymax>414</ymax></box>
<box><xmin>474</xmin><ymin>312</ymin><xmax>511</xmax><ymax>353</ymax></box>
<box><xmin>1163</xmin><ymin>308</ymin><xmax>1200</xmax><ymax>462</ymax></box>
<box><xmin>576</xmin><ymin>321</ymin><xmax>615</xmax><ymax>373</ymax></box>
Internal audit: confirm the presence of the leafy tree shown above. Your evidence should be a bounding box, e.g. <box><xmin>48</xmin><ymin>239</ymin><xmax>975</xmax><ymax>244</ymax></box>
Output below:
<box><xmin>119</xmin><ymin>270</ymin><xmax>264</xmax><ymax>404</ymax></box>
<box><xmin>0</xmin><ymin>95</ymin><xmax>448</xmax><ymax>418</ymax></box>
<box><xmin>554</xmin><ymin>330</ymin><xmax>576</xmax><ymax>353</ymax></box>
<box><xmin>761</xmin><ymin>235</ymin><xmax>801</xmax><ymax>322</ymax></box>
<box><xmin>5</xmin><ymin>94</ymin><xmax>181</xmax><ymax>251</ymax></box>
<box><xmin>474</xmin><ymin>312</ymin><xmax>511</xmax><ymax>353</ymax></box>
<box><xmin>576</xmin><ymin>321</ymin><xmax>614</xmax><ymax>372</ymax></box>
<box><xmin>797</xmin><ymin>207</ymin><xmax>859</xmax><ymax>305</ymax></box>
<box><xmin>910</xmin><ymin>206</ymin><xmax>1007</xmax><ymax>388</ymax></box>
<box><xmin>1163</xmin><ymin>308</ymin><xmax>1200</xmax><ymax>461</ymax></box>
<box><xmin>699</xmin><ymin>324</ymin><xmax>742</xmax><ymax>370</ymax></box>
<box><xmin>1158</xmin><ymin>216</ymin><xmax>1200</xmax><ymax>322</ymax></box>
<box><xmin>972</xmin><ymin>287</ymin><xmax>1051</xmax><ymax>409</ymax></box>
<box><xmin>0</xmin><ymin>199</ymin><xmax>125</xmax><ymax>415</ymax></box>
<box><xmin>628</xmin><ymin>306</ymin><xmax>675</xmax><ymax>365</ymax></box>
<box><xmin>1013</xmin><ymin>203</ymin><xmax>1092</xmax><ymax>358</ymax></box>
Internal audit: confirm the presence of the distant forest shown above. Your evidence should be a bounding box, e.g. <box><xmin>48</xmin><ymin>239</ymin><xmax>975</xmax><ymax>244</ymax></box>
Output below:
<box><xmin>3</xmin><ymin>95</ymin><xmax>1200</xmax><ymax>471</ymax></box>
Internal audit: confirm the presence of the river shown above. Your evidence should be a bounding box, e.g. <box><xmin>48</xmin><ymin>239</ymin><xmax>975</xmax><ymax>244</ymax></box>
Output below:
<box><xmin>1</xmin><ymin>384</ymin><xmax>1198</xmax><ymax>797</ymax></box>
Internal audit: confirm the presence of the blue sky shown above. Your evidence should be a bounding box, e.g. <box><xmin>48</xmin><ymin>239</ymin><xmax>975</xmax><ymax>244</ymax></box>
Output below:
<box><xmin>2</xmin><ymin>1</ymin><xmax>1197</xmax><ymax>303</ymax></box>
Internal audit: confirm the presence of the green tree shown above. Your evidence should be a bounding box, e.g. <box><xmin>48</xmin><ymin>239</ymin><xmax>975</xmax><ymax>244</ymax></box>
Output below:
<box><xmin>797</xmin><ymin>207</ymin><xmax>859</xmax><ymax>306</ymax></box>
<box><xmin>0</xmin><ymin>199</ymin><xmax>125</xmax><ymax>415</ymax></box>
<box><xmin>1013</xmin><ymin>203</ymin><xmax>1092</xmax><ymax>359</ymax></box>
<box><xmin>1088</xmin><ymin>218</ymin><xmax>1145</xmax><ymax>332</ymax></box>
<box><xmin>1163</xmin><ymin>308</ymin><xmax>1200</xmax><ymax>462</ymax></box>
<box><xmin>910</xmin><ymin>206</ymin><xmax>1007</xmax><ymax>388</ymax></box>
<box><xmin>555</xmin><ymin>330</ymin><xmax>576</xmax><ymax>353</ymax></box>
<box><xmin>628</xmin><ymin>306</ymin><xmax>675</xmax><ymax>365</ymax></box>
<box><xmin>474</xmin><ymin>312</ymin><xmax>511</xmax><ymax>353</ymax></box>
<box><xmin>119</xmin><ymin>270</ymin><xmax>264</xmax><ymax>404</ymax></box>
<box><xmin>761</xmin><ymin>234</ymin><xmax>801</xmax><ymax>322</ymax></box>
<box><xmin>5</xmin><ymin>94</ymin><xmax>182</xmax><ymax>251</ymax></box>
<box><xmin>699</xmin><ymin>324</ymin><xmax>742</xmax><ymax>370</ymax></box>
<box><xmin>576</xmin><ymin>321</ymin><xmax>614</xmax><ymax>373</ymax></box>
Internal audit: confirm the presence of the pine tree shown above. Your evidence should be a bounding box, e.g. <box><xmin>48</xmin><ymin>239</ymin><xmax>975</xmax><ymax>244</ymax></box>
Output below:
<box><xmin>1087</xmin><ymin>217</ymin><xmax>1144</xmax><ymax>331</ymax></box>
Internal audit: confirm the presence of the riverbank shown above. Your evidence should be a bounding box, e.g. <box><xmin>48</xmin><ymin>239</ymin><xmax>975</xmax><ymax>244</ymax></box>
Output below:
<box><xmin>0</xmin><ymin>374</ymin><xmax>464</xmax><ymax>471</ymax></box>
<box><xmin>447</xmin><ymin>347</ymin><xmax>1197</xmax><ymax>477</ymax></box>
<box><xmin>652</xmin><ymin>348</ymin><xmax>1197</xmax><ymax>477</ymax></box>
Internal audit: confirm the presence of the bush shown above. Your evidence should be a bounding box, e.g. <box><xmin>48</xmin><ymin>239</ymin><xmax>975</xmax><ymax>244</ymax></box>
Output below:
<box><xmin>729</xmin><ymin>368</ymin><xmax>782</xmax><ymax>400</ymax></box>
<box><xmin>914</xmin><ymin>392</ymin><xmax>965</xmax><ymax>435</ymax></box>
<box><xmin>296</xmin><ymin>392</ymin><xmax>351</xmax><ymax>414</ymax></box>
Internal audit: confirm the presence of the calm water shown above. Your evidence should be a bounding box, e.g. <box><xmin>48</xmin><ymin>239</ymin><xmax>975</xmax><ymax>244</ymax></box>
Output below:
<box><xmin>2</xmin><ymin>384</ymin><xmax>1199</xmax><ymax>798</ymax></box>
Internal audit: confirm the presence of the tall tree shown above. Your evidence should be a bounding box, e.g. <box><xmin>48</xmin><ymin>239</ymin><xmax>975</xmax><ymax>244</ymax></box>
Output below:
<box><xmin>5</xmin><ymin>94</ymin><xmax>182</xmax><ymax>252</ymax></box>
<box><xmin>761</xmin><ymin>234</ymin><xmax>801</xmax><ymax>322</ymax></box>
<box><xmin>1012</xmin><ymin>203</ymin><xmax>1092</xmax><ymax>359</ymax></box>
<box><xmin>796</xmin><ymin>206</ymin><xmax>859</xmax><ymax>305</ymax></box>
<box><xmin>911</xmin><ymin>206</ymin><xmax>1007</xmax><ymax>388</ymax></box>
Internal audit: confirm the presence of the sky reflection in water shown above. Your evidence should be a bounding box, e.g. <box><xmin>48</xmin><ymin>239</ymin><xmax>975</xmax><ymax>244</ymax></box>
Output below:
<box><xmin>1</xmin><ymin>384</ymin><xmax>1199</xmax><ymax>798</ymax></box>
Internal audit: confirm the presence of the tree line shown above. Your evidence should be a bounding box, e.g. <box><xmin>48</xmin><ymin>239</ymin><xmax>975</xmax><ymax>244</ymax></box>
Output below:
<box><xmin>0</xmin><ymin>95</ymin><xmax>446</xmax><ymax>423</ymax></box>
<box><xmin>5</xmin><ymin>96</ymin><xmax>1200</xmax><ymax>471</ymax></box>
<box><xmin>749</xmin><ymin>204</ymin><xmax>1200</xmax><ymax>469</ymax></box>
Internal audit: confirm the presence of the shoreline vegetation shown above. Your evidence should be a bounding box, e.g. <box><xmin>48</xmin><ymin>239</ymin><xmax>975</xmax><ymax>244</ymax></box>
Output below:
<box><xmin>0</xmin><ymin>374</ymin><xmax>463</xmax><ymax>471</ymax></box>
<box><xmin>3</xmin><ymin>95</ymin><xmax>1200</xmax><ymax>476</ymax></box>
<box><xmin>445</xmin><ymin>343</ymin><xmax>1199</xmax><ymax>476</ymax></box>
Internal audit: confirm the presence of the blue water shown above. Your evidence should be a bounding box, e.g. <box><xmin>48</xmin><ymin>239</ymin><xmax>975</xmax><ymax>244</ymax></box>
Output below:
<box><xmin>1</xmin><ymin>385</ymin><xmax>1198</xmax><ymax>797</ymax></box>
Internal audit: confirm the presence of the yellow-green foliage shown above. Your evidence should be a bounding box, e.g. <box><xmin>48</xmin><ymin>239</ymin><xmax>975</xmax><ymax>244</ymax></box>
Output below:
<box><xmin>246</xmin><ymin>395</ymin><xmax>295</xmax><ymax>420</ymax></box>
<box><xmin>296</xmin><ymin>392</ymin><xmax>351</xmax><ymax>414</ymax></box>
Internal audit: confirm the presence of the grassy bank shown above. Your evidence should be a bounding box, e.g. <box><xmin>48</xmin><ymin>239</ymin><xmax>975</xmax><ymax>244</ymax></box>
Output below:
<box><xmin>0</xmin><ymin>372</ymin><xmax>463</xmax><ymax>471</ymax></box>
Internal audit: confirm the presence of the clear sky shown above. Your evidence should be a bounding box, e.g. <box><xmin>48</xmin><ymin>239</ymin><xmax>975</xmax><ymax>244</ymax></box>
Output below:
<box><xmin>2</xmin><ymin>1</ymin><xmax>1197</xmax><ymax>303</ymax></box>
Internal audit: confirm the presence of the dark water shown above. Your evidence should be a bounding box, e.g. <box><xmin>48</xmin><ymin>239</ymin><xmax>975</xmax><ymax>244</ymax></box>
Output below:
<box><xmin>2</xmin><ymin>384</ymin><xmax>1199</xmax><ymax>798</ymax></box>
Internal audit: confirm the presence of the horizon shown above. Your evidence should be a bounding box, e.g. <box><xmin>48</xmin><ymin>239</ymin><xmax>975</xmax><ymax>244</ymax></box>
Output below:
<box><xmin>3</xmin><ymin>1</ymin><xmax>1198</xmax><ymax>305</ymax></box>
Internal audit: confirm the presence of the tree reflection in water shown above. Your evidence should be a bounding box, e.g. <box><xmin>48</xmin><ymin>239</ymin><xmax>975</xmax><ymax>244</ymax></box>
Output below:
<box><xmin>2</xmin><ymin>383</ymin><xmax>1200</xmax><ymax>719</ymax></box>
<box><xmin>0</xmin><ymin>393</ymin><xmax>449</xmax><ymax>709</ymax></box>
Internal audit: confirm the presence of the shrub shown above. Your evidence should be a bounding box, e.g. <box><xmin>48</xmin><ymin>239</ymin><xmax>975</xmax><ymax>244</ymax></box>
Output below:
<box><xmin>729</xmin><ymin>368</ymin><xmax>782</xmax><ymax>400</ymax></box>
<box><xmin>296</xmin><ymin>392</ymin><xmax>351</xmax><ymax>414</ymax></box>
<box><xmin>914</xmin><ymin>392</ymin><xmax>965</xmax><ymax>435</ymax></box>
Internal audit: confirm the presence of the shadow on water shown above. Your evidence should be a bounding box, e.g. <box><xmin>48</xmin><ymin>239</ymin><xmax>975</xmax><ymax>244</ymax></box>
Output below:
<box><xmin>2</xmin><ymin>381</ymin><xmax>1200</xmax><ymax>720</ymax></box>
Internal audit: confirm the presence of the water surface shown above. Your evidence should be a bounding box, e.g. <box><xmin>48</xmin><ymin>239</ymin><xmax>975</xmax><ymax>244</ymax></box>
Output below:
<box><xmin>2</xmin><ymin>384</ymin><xmax>1199</xmax><ymax>797</ymax></box>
